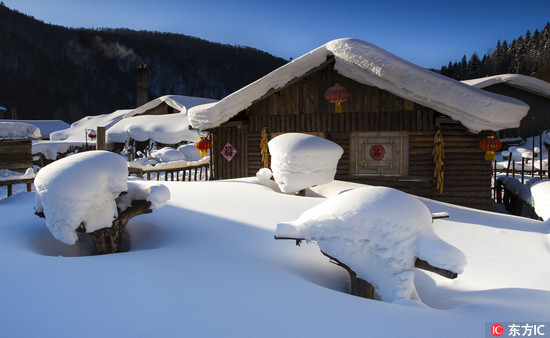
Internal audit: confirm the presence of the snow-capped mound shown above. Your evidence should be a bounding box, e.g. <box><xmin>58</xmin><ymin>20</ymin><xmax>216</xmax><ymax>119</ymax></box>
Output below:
<box><xmin>34</xmin><ymin>151</ymin><xmax>129</xmax><ymax>245</ymax></box>
<box><xmin>530</xmin><ymin>180</ymin><xmax>550</xmax><ymax>221</ymax></box>
<box><xmin>151</xmin><ymin>147</ymin><xmax>186</xmax><ymax>162</ymax></box>
<box><xmin>276</xmin><ymin>186</ymin><xmax>467</xmax><ymax>302</ymax></box>
<box><xmin>268</xmin><ymin>133</ymin><xmax>343</xmax><ymax>194</ymax></box>
<box><xmin>0</xmin><ymin>121</ymin><xmax>41</xmax><ymax>140</ymax></box>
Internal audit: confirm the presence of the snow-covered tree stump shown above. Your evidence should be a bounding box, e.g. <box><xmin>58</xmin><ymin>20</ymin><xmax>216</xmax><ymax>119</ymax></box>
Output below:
<box><xmin>33</xmin><ymin>151</ymin><xmax>171</xmax><ymax>255</ymax></box>
<box><xmin>83</xmin><ymin>199</ymin><xmax>152</xmax><ymax>254</ymax></box>
<box><xmin>36</xmin><ymin>198</ymin><xmax>153</xmax><ymax>254</ymax></box>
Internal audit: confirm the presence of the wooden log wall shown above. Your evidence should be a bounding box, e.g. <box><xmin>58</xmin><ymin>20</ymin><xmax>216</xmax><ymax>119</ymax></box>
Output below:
<box><xmin>0</xmin><ymin>139</ymin><xmax>33</xmax><ymax>172</ymax></box>
<box><xmin>210</xmin><ymin>61</ymin><xmax>493</xmax><ymax>210</ymax></box>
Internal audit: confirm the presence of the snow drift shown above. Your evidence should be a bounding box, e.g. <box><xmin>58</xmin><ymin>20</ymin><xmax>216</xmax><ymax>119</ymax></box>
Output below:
<box><xmin>276</xmin><ymin>186</ymin><xmax>467</xmax><ymax>302</ymax></box>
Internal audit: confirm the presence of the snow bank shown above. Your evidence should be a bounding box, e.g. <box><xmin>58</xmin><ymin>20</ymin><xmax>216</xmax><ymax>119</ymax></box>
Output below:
<box><xmin>275</xmin><ymin>186</ymin><xmax>466</xmax><ymax>302</ymax></box>
<box><xmin>530</xmin><ymin>180</ymin><xmax>550</xmax><ymax>221</ymax></box>
<box><xmin>268</xmin><ymin>133</ymin><xmax>343</xmax><ymax>193</ymax></box>
<box><xmin>0</xmin><ymin>121</ymin><xmax>41</xmax><ymax>139</ymax></box>
<box><xmin>151</xmin><ymin>147</ymin><xmax>186</xmax><ymax>162</ymax></box>
<box><xmin>189</xmin><ymin>38</ymin><xmax>528</xmax><ymax>132</ymax></box>
<box><xmin>34</xmin><ymin>151</ymin><xmax>128</xmax><ymax>244</ymax></box>
<box><xmin>177</xmin><ymin>143</ymin><xmax>201</xmax><ymax>160</ymax></box>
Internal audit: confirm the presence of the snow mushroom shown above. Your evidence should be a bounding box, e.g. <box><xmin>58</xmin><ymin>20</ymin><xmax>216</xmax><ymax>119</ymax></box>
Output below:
<box><xmin>268</xmin><ymin>133</ymin><xmax>343</xmax><ymax>194</ymax></box>
<box><xmin>275</xmin><ymin>186</ymin><xmax>467</xmax><ymax>302</ymax></box>
<box><xmin>34</xmin><ymin>150</ymin><xmax>129</xmax><ymax>245</ymax></box>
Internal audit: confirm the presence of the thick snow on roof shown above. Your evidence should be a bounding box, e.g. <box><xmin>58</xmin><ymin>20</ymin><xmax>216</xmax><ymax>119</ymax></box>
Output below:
<box><xmin>189</xmin><ymin>39</ymin><xmax>529</xmax><ymax>133</ymax></box>
<box><xmin>106</xmin><ymin>111</ymin><xmax>201</xmax><ymax>144</ymax></box>
<box><xmin>275</xmin><ymin>186</ymin><xmax>466</xmax><ymax>302</ymax></box>
<box><xmin>107</xmin><ymin>95</ymin><xmax>217</xmax><ymax>144</ymax></box>
<box><xmin>50</xmin><ymin>110</ymin><xmax>128</xmax><ymax>142</ymax></box>
<box><xmin>268</xmin><ymin>133</ymin><xmax>343</xmax><ymax>193</ymax></box>
<box><xmin>462</xmin><ymin>74</ymin><xmax>550</xmax><ymax>98</ymax></box>
<box><xmin>0</xmin><ymin>121</ymin><xmax>41</xmax><ymax>140</ymax></box>
<box><xmin>0</xmin><ymin>120</ymin><xmax>70</xmax><ymax>138</ymax></box>
<box><xmin>122</xmin><ymin>95</ymin><xmax>217</xmax><ymax>118</ymax></box>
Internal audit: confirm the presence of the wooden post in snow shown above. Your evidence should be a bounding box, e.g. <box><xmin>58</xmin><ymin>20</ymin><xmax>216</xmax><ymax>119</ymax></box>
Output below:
<box><xmin>96</xmin><ymin>126</ymin><xmax>106</xmax><ymax>150</ymax></box>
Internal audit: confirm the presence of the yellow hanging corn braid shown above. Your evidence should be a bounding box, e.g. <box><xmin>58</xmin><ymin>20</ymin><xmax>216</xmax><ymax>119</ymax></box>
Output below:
<box><xmin>432</xmin><ymin>129</ymin><xmax>445</xmax><ymax>194</ymax></box>
<box><xmin>260</xmin><ymin>127</ymin><xmax>270</xmax><ymax>168</ymax></box>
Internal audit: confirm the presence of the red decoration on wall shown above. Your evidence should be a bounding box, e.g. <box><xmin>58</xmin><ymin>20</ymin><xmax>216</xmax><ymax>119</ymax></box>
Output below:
<box><xmin>369</xmin><ymin>144</ymin><xmax>386</xmax><ymax>161</ymax></box>
<box><xmin>479</xmin><ymin>136</ymin><xmax>502</xmax><ymax>161</ymax></box>
<box><xmin>324</xmin><ymin>84</ymin><xmax>351</xmax><ymax>113</ymax></box>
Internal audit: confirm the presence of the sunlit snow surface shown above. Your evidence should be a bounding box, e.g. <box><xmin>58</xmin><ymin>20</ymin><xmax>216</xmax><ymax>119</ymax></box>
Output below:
<box><xmin>0</xmin><ymin>178</ymin><xmax>549</xmax><ymax>337</ymax></box>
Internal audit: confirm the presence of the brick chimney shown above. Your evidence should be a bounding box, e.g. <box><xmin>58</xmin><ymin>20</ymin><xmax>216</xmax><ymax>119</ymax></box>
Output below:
<box><xmin>136</xmin><ymin>64</ymin><xmax>148</xmax><ymax>107</ymax></box>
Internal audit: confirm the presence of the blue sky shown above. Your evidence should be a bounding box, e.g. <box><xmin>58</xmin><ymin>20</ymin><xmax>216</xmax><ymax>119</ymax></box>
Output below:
<box><xmin>4</xmin><ymin>0</ymin><xmax>550</xmax><ymax>69</ymax></box>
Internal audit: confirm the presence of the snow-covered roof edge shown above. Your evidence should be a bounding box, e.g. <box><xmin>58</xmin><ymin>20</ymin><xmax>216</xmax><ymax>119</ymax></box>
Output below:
<box><xmin>462</xmin><ymin>74</ymin><xmax>550</xmax><ymax>98</ymax></box>
<box><xmin>188</xmin><ymin>38</ymin><xmax>529</xmax><ymax>133</ymax></box>
<box><xmin>124</xmin><ymin>95</ymin><xmax>217</xmax><ymax>119</ymax></box>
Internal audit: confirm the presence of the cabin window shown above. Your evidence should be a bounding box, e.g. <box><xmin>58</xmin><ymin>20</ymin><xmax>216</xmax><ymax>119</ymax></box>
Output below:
<box><xmin>350</xmin><ymin>131</ymin><xmax>409</xmax><ymax>176</ymax></box>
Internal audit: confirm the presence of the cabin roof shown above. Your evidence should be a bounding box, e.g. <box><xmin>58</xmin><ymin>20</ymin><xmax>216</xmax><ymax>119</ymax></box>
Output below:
<box><xmin>462</xmin><ymin>74</ymin><xmax>550</xmax><ymax>99</ymax></box>
<box><xmin>124</xmin><ymin>95</ymin><xmax>217</xmax><ymax>119</ymax></box>
<box><xmin>188</xmin><ymin>38</ymin><xmax>529</xmax><ymax>133</ymax></box>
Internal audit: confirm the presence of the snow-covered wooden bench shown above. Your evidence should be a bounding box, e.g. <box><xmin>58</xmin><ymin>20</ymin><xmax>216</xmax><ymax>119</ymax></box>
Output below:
<box><xmin>0</xmin><ymin>176</ymin><xmax>35</xmax><ymax>197</ymax></box>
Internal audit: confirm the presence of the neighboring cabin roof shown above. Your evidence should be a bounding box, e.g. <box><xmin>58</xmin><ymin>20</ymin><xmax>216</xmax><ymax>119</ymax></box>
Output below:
<box><xmin>188</xmin><ymin>38</ymin><xmax>529</xmax><ymax>133</ymax></box>
<box><xmin>0</xmin><ymin>120</ymin><xmax>70</xmax><ymax>137</ymax></box>
<box><xmin>0</xmin><ymin>121</ymin><xmax>41</xmax><ymax>140</ymax></box>
<box><xmin>462</xmin><ymin>74</ymin><xmax>550</xmax><ymax>99</ymax></box>
<box><xmin>123</xmin><ymin>95</ymin><xmax>217</xmax><ymax>119</ymax></box>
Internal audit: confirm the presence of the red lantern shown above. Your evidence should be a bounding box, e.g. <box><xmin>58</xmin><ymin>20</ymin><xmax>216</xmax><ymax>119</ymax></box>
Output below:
<box><xmin>87</xmin><ymin>129</ymin><xmax>96</xmax><ymax>140</ymax></box>
<box><xmin>479</xmin><ymin>136</ymin><xmax>502</xmax><ymax>161</ymax></box>
<box><xmin>195</xmin><ymin>138</ymin><xmax>211</xmax><ymax>157</ymax></box>
<box><xmin>324</xmin><ymin>84</ymin><xmax>351</xmax><ymax>113</ymax></box>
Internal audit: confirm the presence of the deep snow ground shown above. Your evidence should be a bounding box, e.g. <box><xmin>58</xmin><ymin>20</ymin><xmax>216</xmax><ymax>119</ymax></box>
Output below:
<box><xmin>1</xmin><ymin>178</ymin><xmax>549</xmax><ymax>337</ymax></box>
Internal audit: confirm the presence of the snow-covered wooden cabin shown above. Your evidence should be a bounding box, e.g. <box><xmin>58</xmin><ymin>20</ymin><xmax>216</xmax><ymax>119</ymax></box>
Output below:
<box><xmin>106</xmin><ymin>95</ymin><xmax>217</xmax><ymax>155</ymax></box>
<box><xmin>0</xmin><ymin>121</ymin><xmax>40</xmax><ymax>172</ymax></box>
<box><xmin>189</xmin><ymin>39</ymin><xmax>529</xmax><ymax>210</ymax></box>
<box><xmin>463</xmin><ymin>74</ymin><xmax>550</xmax><ymax>141</ymax></box>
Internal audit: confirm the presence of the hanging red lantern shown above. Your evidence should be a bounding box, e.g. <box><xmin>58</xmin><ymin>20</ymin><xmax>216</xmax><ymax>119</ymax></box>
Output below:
<box><xmin>195</xmin><ymin>137</ymin><xmax>211</xmax><ymax>157</ymax></box>
<box><xmin>479</xmin><ymin>136</ymin><xmax>502</xmax><ymax>160</ymax></box>
<box><xmin>324</xmin><ymin>84</ymin><xmax>351</xmax><ymax>113</ymax></box>
<box><xmin>87</xmin><ymin>129</ymin><xmax>96</xmax><ymax>140</ymax></box>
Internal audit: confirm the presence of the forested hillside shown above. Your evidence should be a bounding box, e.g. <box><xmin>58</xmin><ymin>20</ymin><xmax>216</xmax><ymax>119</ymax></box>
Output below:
<box><xmin>439</xmin><ymin>22</ymin><xmax>550</xmax><ymax>82</ymax></box>
<box><xmin>0</xmin><ymin>4</ymin><xmax>287</xmax><ymax>122</ymax></box>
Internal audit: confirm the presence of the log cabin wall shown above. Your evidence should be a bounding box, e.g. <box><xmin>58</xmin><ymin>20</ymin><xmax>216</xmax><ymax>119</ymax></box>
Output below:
<box><xmin>211</xmin><ymin>61</ymin><xmax>493</xmax><ymax>210</ymax></box>
<box><xmin>0</xmin><ymin>139</ymin><xmax>33</xmax><ymax>172</ymax></box>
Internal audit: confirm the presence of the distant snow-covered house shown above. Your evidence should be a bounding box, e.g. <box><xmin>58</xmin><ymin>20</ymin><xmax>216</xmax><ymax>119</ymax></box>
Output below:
<box><xmin>0</xmin><ymin>120</ymin><xmax>70</xmax><ymax>140</ymax></box>
<box><xmin>0</xmin><ymin>121</ymin><xmax>40</xmax><ymax>173</ymax></box>
<box><xmin>106</xmin><ymin>95</ymin><xmax>217</xmax><ymax>155</ymax></box>
<box><xmin>189</xmin><ymin>38</ymin><xmax>529</xmax><ymax>210</ymax></box>
<box><xmin>36</xmin><ymin>95</ymin><xmax>217</xmax><ymax>162</ymax></box>
<box><xmin>463</xmin><ymin>74</ymin><xmax>550</xmax><ymax>140</ymax></box>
